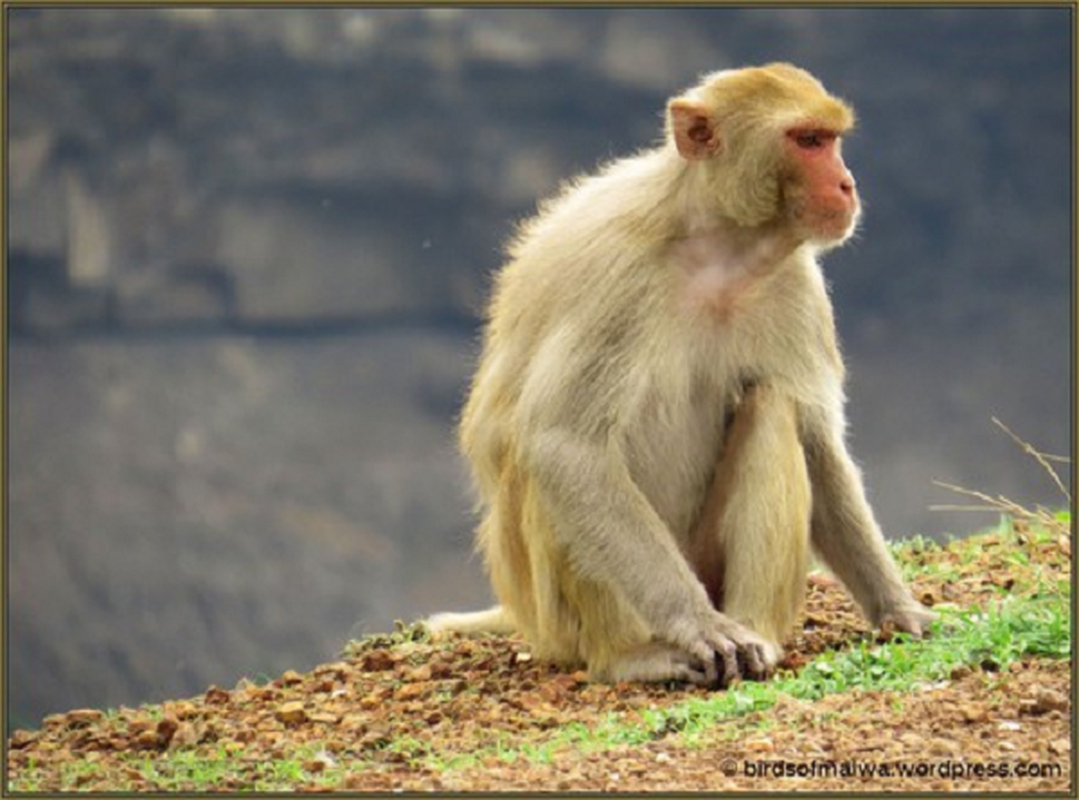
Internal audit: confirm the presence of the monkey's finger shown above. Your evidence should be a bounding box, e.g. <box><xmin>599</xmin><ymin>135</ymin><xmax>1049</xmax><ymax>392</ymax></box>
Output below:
<box><xmin>904</xmin><ymin>621</ymin><xmax>924</xmax><ymax>638</ymax></box>
<box><xmin>738</xmin><ymin>642</ymin><xmax>767</xmax><ymax>681</ymax></box>
<box><xmin>677</xmin><ymin>665</ymin><xmax>715</xmax><ymax>687</ymax></box>
<box><xmin>712</xmin><ymin>640</ymin><xmax>740</xmax><ymax>688</ymax></box>
<box><xmin>692</xmin><ymin>642</ymin><xmax>720</xmax><ymax>687</ymax></box>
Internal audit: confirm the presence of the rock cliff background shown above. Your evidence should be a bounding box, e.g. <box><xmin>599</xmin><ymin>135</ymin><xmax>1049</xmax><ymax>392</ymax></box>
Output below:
<box><xmin>7</xmin><ymin>7</ymin><xmax>1072</xmax><ymax>728</ymax></box>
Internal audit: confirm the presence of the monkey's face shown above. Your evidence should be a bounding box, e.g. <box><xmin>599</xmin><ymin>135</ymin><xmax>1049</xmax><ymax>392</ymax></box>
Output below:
<box><xmin>781</xmin><ymin>128</ymin><xmax>861</xmax><ymax>245</ymax></box>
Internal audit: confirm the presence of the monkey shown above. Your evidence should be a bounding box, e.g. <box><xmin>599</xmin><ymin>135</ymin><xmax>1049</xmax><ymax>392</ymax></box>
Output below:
<box><xmin>428</xmin><ymin>63</ymin><xmax>935</xmax><ymax>688</ymax></box>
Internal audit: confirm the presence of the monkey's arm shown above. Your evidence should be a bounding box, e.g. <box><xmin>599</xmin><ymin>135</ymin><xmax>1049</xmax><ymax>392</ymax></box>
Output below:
<box><xmin>803</xmin><ymin>422</ymin><xmax>935</xmax><ymax>635</ymax></box>
<box><xmin>524</xmin><ymin>428</ymin><xmax>769</xmax><ymax>679</ymax></box>
<box><xmin>528</xmin><ymin>430</ymin><xmax>712</xmax><ymax>624</ymax></box>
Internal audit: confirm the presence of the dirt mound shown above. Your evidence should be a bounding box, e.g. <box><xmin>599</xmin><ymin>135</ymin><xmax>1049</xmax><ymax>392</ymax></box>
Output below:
<box><xmin>7</xmin><ymin>527</ymin><xmax>1072</xmax><ymax>792</ymax></box>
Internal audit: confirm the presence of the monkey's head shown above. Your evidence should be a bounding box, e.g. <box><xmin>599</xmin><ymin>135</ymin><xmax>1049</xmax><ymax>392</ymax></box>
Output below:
<box><xmin>667</xmin><ymin>63</ymin><xmax>861</xmax><ymax>246</ymax></box>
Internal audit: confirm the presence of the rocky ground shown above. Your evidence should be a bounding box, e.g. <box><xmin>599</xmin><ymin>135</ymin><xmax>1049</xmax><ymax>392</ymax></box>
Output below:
<box><xmin>7</xmin><ymin>526</ymin><xmax>1072</xmax><ymax>793</ymax></box>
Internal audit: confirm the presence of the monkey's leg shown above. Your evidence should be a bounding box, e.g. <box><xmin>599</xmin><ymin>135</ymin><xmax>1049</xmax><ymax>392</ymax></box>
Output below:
<box><xmin>704</xmin><ymin>384</ymin><xmax>811</xmax><ymax>656</ymax></box>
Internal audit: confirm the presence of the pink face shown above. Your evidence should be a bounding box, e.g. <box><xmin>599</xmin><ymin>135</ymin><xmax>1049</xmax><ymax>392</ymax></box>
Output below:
<box><xmin>783</xmin><ymin>128</ymin><xmax>860</xmax><ymax>243</ymax></box>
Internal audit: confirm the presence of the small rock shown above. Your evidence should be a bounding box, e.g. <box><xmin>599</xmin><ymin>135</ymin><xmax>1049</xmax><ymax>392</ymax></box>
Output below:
<box><xmin>1049</xmin><ymin>738</ymin><xmax>1070</xmax><ymax>755</ymax></box>
<box><xmin>170</xmin><ymin>722</ymin><xmax>199</xmax><ymax>750</ymax></box>
<box><xmin>341</xmin><ymin>715</ymin><xmax>367</xmax><ymax>732</ymax></box>
<box><xmin>406</xmin><ymin>664</ymin><xmax>433</xmax><ymax>682</ymax></box>
<box><xmin>204</xmin><ymin>686</ymin><xmax>231</xmax><ymax>705</ymax></box>
<box><xmin>394</xmin><ymin>683</ymin><xmax>429</xmax><ymax>701</ymax></box>
<box><xmin>67</xmin><ymin>709</ymin><xmax>105</xmax><ymax>726</ymax></box>
<box><xmin>314</xmin><ymin>661</ymin><xmax>351</xmax><ymax>678</ymax></box>
<box><xmin>745</xmin><ymin>738</ymin><xmax>775</xmax><ymax>753</ymax></box>
<box><xmin>170</xmin><ymin>701</ymin><xmax>199</xmax><ymax>719</ymax></box>
<box><xmin>1027</xmin><ymin>688</ymin><xmax>1068</xmax><ymax>715</ymax></box>
<box><xmin>772</xmin><ymin>695</ymin><xmax>813</xmax><ymax>716</ymax></box>
<box><xmin>304</xmin><ymin>751</ymin><xmax>336</xmax><ymax>773</ymax></box>
<box><xmin>275</xmin><ymin>701</ymin><xmax>308</xmax><ymax>725</ymax></box>
<box><xmin>358</xmin><ymin>728</ymin><xmax>391</xmax><ymax>750</ymax></box>
<box><xmin>429</xmin><ymin>660</ymin><xmax>455</xmax><ymax>680</ymax></box>
<box><xmin>156</xmin><ymin>715</ymin><xmax>179</xmax><ymax>747</ymax></box>
<box><xmin>999</xmin><ymin>741</ymin><xmax>1018</xmax><ymax>752</ymax></box>
<box><xmin>998</xmin><ymin>720</ymin><xmax>1021</xmax><ymax>732</ymax></box>
<box><xmin>360</xmin><ymin>650</ymin><xmax>395</xmax><ymax>672</ymax></box>
<box><xmin>9</xmin><ymin>730</ymin><xmax>40</xmax><ymax>749</ymax></box>
<box><xmin>310</xmin><ymin>712</ymin><xmax>340</xmax><ymax>725</ymax></box>
<box><xmin>929</xmin><ymin>738</ymin><xmax>959</xmax><ymax>756</ymax></box>
<box><xmin>949</xmin><ymin>665</ymin><xmax>973</xmax><ymax>681</ymax></box>
<box><xmin>961</xmin><ymin>703</ymin><xmax>990</xmax><ymax>723</ymax></box>
<box><xmin>280</xmin><ymin>670</ymin><xmax>304</xmax><ymax>686</ymax></box>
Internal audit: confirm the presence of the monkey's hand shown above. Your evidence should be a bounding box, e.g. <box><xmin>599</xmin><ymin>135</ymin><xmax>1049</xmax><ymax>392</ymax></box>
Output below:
<box><xmin>877</xmin><ymin>602</ymin><xmax>937</xmax><ymax>639</ymax></box>
<box><xmin>670</xmin><ymin>609</ymin><xmax>779</xmax><ymax>688</ymax></box>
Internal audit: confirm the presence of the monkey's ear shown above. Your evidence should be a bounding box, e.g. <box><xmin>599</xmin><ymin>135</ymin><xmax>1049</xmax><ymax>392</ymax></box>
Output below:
<box><xmin>669</xmin><ymin>99</ymin><xmax>721</xmax><ymax>160</ymax></box>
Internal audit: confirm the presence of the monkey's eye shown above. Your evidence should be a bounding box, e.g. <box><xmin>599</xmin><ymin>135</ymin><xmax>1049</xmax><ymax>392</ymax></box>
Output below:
<box><xmin>790</xmin><ymin>130</ymin><xmax>832</xmax><ymax>150</ymax></box>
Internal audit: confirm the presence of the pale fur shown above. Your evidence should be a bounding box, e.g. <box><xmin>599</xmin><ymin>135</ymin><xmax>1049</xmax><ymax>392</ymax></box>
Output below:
<box><xmin>429</xmin><ymin>63</ymin><xmax>934</xmax><ymax>685</ymax></box>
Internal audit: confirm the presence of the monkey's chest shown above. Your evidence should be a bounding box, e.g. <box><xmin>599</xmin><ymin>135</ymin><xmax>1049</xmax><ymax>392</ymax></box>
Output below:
<box><xmin>675</xmin><ymin>252</ymin><xmax>759</xmax><ymax>323</ymax></box>
<box><xmin>668</xmin><ymin>228</ymin><xmax>802</xmax><ymax>330</ymax></box>
<box><xmin>625</xmin><ymin>378</ymin><xmax>734</xmax><ymax>541</ymax></box>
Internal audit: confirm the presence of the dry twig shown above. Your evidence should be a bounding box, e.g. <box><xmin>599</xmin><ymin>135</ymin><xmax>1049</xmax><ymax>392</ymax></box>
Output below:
<box><xmin>930</xmin><ymin>418</ymin><xmax>1071</xmax><ymax>537</ymax></box>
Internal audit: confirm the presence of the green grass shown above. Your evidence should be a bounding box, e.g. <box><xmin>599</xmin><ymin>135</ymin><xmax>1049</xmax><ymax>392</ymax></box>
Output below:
<box><xmin>108</xmin><ymin>742</ymin><xmax>350</xmax><ymax>792</ymax></box>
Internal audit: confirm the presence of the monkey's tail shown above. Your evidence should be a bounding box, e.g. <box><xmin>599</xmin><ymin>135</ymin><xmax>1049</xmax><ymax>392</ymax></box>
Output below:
<box><xmin>425</xmin><ymin>605</ymin><xmax>516</xmax><ymax>635</ymax></box>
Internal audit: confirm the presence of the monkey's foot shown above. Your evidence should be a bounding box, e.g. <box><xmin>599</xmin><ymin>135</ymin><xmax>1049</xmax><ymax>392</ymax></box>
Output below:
<box><xmin>603</xmin><ymin>642</ymin><xmax>717</xmax><ymax>686</ymax></box>
<box><xmin>602</xmin><ymin>637</ymin><xmax>776</xmax><ymax>689</ymax></box>
<box><xmin>667</xmin><ymin>611</ymin><xmax>780</xmax><ymax>687</ymax></box>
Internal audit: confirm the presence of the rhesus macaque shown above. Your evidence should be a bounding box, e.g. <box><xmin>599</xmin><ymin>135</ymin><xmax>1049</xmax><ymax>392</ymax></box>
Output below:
<box><xmin>428</xmin><ymin>63</ymin><xmax>935</xmax><ymax>687</ymax></box>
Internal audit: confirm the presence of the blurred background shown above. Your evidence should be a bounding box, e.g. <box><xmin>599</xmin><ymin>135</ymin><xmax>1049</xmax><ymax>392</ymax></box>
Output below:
<box><xmin>6</xmin><ymin>7</ymin><xmax>1072</xmax><ymax>729</ymax></box>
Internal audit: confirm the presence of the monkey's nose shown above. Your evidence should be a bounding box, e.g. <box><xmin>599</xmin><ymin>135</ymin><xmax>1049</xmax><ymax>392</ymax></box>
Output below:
<box><xmin>839</xmin><ymin>177</ymin><xmax>855</xmax><ymax>197</ymax></box>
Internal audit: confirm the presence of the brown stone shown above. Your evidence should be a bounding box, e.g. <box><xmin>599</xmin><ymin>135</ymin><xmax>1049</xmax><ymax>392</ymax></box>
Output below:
<box><xmin>275</xmin><ymin>701</ymin><xmax>308</xmax><ymax>725</ymax></box>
